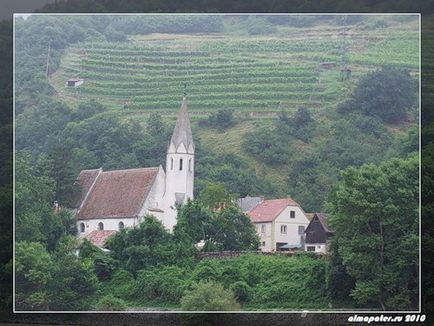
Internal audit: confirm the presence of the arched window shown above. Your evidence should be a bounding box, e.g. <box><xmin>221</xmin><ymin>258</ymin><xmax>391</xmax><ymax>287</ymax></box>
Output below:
<box><xmin>80</xmin><ymin>222</ymin><xmax>85</xmax><ymax>233</ymax></box>
<box><xmin>118</xmin><ymin>221</ymin><xmax>124</xmax><ymax>230</ymax></box>
<box><xmin>179</xmin><ymin>158</ymin><xmax>183</xmax><ymax>170</ymax></box>
<box><xmin>98</xmin><ymin>222</ymin><xmax>104</xmax><ymax>230</ymax></box>
<box><xmin>170</xmin><ymin>157</ymin><xmax>174</xmax><ymax>170</ymax></box>
<box><xmin>188</xmin><ymin>158</ymin><xmax>192</xmax><ymax>172</ymax></box>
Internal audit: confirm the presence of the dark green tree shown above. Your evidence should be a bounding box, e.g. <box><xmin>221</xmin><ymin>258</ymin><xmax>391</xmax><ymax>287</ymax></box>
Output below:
<box><xmin>339</xmin><ymin>65</ymin><xmax>417</xmax><ymax>123</ymax></box>
<box><xmin>327</xmin><ymin>155</ymin><xmax>418</xmax><ymax>310</ymax></box>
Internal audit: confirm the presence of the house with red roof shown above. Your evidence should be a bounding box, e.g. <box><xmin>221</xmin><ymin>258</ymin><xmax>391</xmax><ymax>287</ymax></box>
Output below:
<box><xmin>73</xmin><ymin>97</ymin><xmax>195</xmax><ymax>247</ymax></box>
<box><xmin>247</xmin><ymin>198</ymin><xmax>310</xmax><ymax>252</ymax></box>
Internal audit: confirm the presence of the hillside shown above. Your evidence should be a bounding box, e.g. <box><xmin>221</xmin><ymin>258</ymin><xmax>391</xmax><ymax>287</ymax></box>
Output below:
<box><xmin>50</xmin><ymin>18</ymin><xmax>419</xmax><ymax>116</ymax></box>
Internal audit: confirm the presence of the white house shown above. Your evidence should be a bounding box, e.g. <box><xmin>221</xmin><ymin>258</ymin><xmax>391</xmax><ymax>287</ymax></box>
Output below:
<box><xmin>247</xmin><ymin>198</ymin><xmax>310</xmax><ymax>252</ymax></box>
<box><xmin>73</xmin><ymin>97</ymin><xmax>195</xmax><ymax>246</ymax></box>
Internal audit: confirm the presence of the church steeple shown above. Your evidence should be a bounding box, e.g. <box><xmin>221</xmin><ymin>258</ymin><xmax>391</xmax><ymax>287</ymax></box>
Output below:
<box><xmin>163</xmin><ymin>97</ymin><xmax>195</xmax><ymax>231</ymax></box>
<box><xmin>169</xmin><ymin>97</ymin><xmax>194</xmax><ymax>153</ymax></box>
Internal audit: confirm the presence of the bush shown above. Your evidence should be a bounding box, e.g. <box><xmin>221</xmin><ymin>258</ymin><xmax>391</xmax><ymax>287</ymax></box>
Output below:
<box><xmin>180</xmin><ymin>281</ymin><xmax>240</xmax><ymax>311</ymax></box>
<box><xmin>108</xmin><ymin>269</ymin><xmax>135</xmax><ymax>300</ymax></box>
<box><xmin>95</xmin><ymin>294</ymin><xmax>127</xmax><ymax>311</ymax></box>
<box><xmin>134</xmin><ymin>266</ymin><xmax>189</xmax><ymax>303</ymax></box>
<box><xmin>230</xmin><ymin>281</ymin><xmax>251</xmax><ymax>303</ymax></box>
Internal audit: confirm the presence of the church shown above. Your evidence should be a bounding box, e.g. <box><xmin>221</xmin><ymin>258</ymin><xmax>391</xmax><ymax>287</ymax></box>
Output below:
<box><xmin>74</xmin><ymin>97</ymin><xmax>194</xmax><ymax>244</ymax></box>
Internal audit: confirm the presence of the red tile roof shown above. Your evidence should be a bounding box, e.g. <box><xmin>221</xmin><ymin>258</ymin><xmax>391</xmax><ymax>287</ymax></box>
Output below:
<box><xmin>84</xmin><ymin>230</ymin><xmax>117</xmax><ymax>247</ymax></box>
<box><xmin>248</xmin><ymin>198</ymin><xmax>300</xmax><ymax>223</ymax></box>
<box><xmin>77</xmin><ymin>167</ymin><xmax>159</xmax><ymax>220</ymax></box>
<box><xmin>72</xmin><ymin>168</ymin><xmax>102</xmax><ymax>208</ymax></box>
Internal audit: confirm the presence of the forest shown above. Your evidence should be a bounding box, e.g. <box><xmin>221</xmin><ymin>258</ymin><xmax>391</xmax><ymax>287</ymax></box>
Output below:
<box><xmin>10</xmin><ymin>14</ymin><xmax>421</xmax><ymax>311</ymax></box>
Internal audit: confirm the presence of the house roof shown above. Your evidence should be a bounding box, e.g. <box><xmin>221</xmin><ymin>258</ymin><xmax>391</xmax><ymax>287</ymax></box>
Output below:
<box><xmin>248</xmin><ymin>198</ymin><xmax>300</xmax><ymax>223</ymax></box>
<box><xmin>306</xmin><ymin>213</ymin><xmax>331</xmax><ymax>233</ymax></box>
<box><xmin>237</xmin><ymin>196</ymin><xmax>263</xmax><ymax>212</ymax></box>
<box><xmin>170</xmin><ymin>97</ymin><xmax>194</xmax><ymax>151</ymax></box>
<box><xmin>76</xmin><ymin>167</ymin><xmax>159</xmax><ymax>220</ymax></box>
<box><xmin>84</xmin><ymin>230</ymin><xmax>117</xmax><ymax>247</ymax></box>
<box><xmin>315</xmin><ymin>213</ymin><xmax>331</xmax><ymax>233</ymax></box>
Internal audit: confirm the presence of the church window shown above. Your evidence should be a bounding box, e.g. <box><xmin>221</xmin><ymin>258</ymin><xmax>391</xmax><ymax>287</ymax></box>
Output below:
<box><xmin>189</xmin><ymin>158</ymin><xmax>192</xmax><ymax>172</ymax></box>
<box><xmin>179</xmin><ymin>158</ymin><xmax>183</xmax><ymax>170</ymax></box>
<box><xmin>118</xmin><ymin>221</ymin><xmax>124</xmax><ymax>230</ymax></box>
<box><xmin>80</xmin><ymin>222</ymin><xmax>85</xmax><ymax>233</ymax></box>
<box><xmin>98</xmin><ymin>222</ymin><xmax>104</xmax><ymax>230</ymax></box>
<box><xmin>171</xmin><ymin>158</ymin><xmax>173</xmax><ymax>170</ymax></box>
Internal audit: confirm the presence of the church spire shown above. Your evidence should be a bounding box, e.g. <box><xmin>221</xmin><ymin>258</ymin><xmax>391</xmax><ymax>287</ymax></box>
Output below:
<box><xmin>169</xmin><ymin>97</ymin><xmax>194</xmax><ymax>151</ymax></box>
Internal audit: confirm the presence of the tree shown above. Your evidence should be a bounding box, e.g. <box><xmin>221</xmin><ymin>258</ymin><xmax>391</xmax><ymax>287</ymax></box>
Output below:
<box><xmin>210</xmin><ymin>205</ymin><xmax>260</xmax><ymax>251</ymax></box>
<box><xmin>326</xmin><ymin>156</ymin><xmax>418</xmax><ymax>310</ymax></box>
<box><xmin>180</xmin><ymin>281</ymin><xmax>240</xmax><ymax>311</ymax></box>
<box><xmin>339</xmin><ymin>65</ymin><xmax>417</xmax><ymax>123</ymax></box>
<box><xmin>198</xmin><ymin>182</ymin><xmax>235</xmax><ymax>210</ymax></box>
<box><xmin>173</xmin><ymin>200</ymin><xmax>213</xmax><ymax>244</ymax></box>
<box><xmin>15</xmin><ymin>241</ymin><xmax>54</xmax><ymax>310</ymax></box>
<box><xmin>48</xmin><ymin>236</ymin><xmax>99</xmax><ymax>310</ymax></box>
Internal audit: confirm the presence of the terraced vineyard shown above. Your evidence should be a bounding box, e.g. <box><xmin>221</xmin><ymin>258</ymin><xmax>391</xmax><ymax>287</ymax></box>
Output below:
<box><xmin>50</xmin><ymin>22</ymin><xmax>419</xmax><ymax>115</ymax></box>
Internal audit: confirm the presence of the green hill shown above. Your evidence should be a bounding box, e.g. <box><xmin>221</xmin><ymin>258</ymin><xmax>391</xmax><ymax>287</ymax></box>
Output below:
<box><xmin>50</xmin><ymin>18</ymin><xmax>419</xmax><ymax>116</ymax></box>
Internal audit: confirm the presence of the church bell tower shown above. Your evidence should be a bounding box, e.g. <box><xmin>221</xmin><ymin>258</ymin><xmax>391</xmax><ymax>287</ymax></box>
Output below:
<box><xmin>163</xmin><ymin>97</ymin><xmax>194</xmax><ymax>230</ymax></box>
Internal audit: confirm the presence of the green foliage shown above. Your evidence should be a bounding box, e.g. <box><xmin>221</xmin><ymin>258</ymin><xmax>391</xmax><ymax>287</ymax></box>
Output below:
<box><xmin>95</xmin><ymin>294</ymin><xmax>127</xmax><ymax>311</ymax></box>
<box><xmin>174</xmin><ymin>200</ymin><xmax>213</xmax><ymax>244</ymax></box>
<box><xmin>108</xmin><ymin>215</ymin><xmax>195</xmax><ymax>273</ymax></box>
<box><xmin>277</xmin><ymin>107</ymin><xmax>316</xmax><ymax>142</ymax></box>
<box><xmin>134</xmin><ymin>265</ymin><xmax>189</xmax><ymax>303</ymax></box>
<box><xmin>339</xmin><ymin>65</ymin><xmax>417</xmax><ymax>123</ymax></box>
<box><xmin>327</xmin><ymin>156</ymin><xmax>419</xmax><ymax>310</ymax></box>
<box><xmin>15</xmin><ymin>241</ymin><xmax>53</xmax><ymax>310</ymax></box>
<box><xmin>244</xmin><ymin>16</ymin><xmax>277</xmax><ymax>35</ymax></box>
<box><xmin>180</xmin><ymin>280</ymin><xmax>240</xmax><ymax>311</ymax></box>
<box><xmin>198</xmin><ymin>182</ymin><xmax>236</xmax><ymax>210</ymax></box>
<box><xmin>49</xmin><ymin>236</ymin><xmax>99</xmax><ymax>310</ymax></box>
<box><xmin>199</xmin><ymin>109</ymin><xmax>236</xmax><ymax>129</ymax></box>
<box><xmin>79</xmin><ymin>240</ymin><xmax>117</xmax><ymax>281</ymax></box>
<box><xmin>230</xmin><ymin>281</ymin><xmax>251</xmax><ymax>303</ymax></box>
<box><xmin>210</xmin><ymin>206</ymin><xmax>260</xmax><ymax>251</ymax></box>
<box><xmin>107</xmin><ymin>269</ymin><xmax>135</xmax><ymax>300</ymax></box>
<box><xmin>174</xmin><ymin>199</ymin><xmax>259</xmax><ymax>251</ymax></box>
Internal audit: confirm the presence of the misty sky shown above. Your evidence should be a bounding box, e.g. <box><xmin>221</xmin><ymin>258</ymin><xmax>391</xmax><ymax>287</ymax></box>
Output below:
<box><xmin>1</xmin><ymin>0</ymin><xmax>57</xmax><ymax>21</ymax></box>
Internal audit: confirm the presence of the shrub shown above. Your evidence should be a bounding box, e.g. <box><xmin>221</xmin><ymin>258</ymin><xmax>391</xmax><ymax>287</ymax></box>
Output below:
<box><xmin>108</xmin><ymin>269</ymin><xmax>135</xmax><ymax>300</ymax></box>
<box><xmin>230</xmin><ymin>281</ymin><xmax>251</xmax><ymax>303</ymax></box>
<box><xmin>95</xmin><ymin>294</ymin><xmax>127</xmax><ymax>311</ymax></box>
<box><xmin>134</xmin><ymin>266</ymin><xmax>189</xmax><ymax>303</ymax></box>
<box><xmin>180</xmin><ymin>281</ymin><xmax>240</xmax><ymax>311</ymax></box>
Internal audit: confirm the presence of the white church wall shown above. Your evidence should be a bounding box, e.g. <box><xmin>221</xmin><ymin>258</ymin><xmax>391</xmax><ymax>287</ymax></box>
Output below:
<box><xmin>77</xmin><ymin>217</ymin><xmax>137</xmax><ymax>236</ymax></box>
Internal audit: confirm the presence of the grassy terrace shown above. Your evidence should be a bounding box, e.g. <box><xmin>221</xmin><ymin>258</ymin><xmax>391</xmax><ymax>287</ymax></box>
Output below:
<box><xmin>50</xmin><ymin>23</ymin><xmax>419</xmax><ymax>116</ymax></box>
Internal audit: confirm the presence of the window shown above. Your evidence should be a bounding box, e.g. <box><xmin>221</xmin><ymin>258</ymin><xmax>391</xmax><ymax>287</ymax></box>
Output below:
<box><xmin>170</xmin><ymin>158</ymin><xmax>174</xmax><ymax>170</ymax></box>
<box><xmin>80</xmin><ymin>222</ymin><xmax>85</xmax><ymax>233</ymax></box>
<box><xmin>189</xmin><ymin>158</ymin><xmax>192</xmax><ymax>172</ymax></box>
<box><xmin>307</xmin><ymin>246</ymin><xmax>316</xmax><ymax>252</ymax></box>
<box><xmin>281</xmin><ymin>225</ymin><xmax>287</xmax><ymax>234</ymax></box>
<box><xmin>179</xmin><ymin>158</ymin><xmax>183</xmax><ymax>170</ymax></box>
<box><xmin>290</xmin><ymin>210</ymin><xmax>295</xmax><ymax>218</ymax></box>
<box><xmin>261</xmin><ymin>241</ymin><xmax>266</xmax><ymax>247</ymax></box>
<box><xmin>98</xmin><ymin>222</ymin><xmax>104</xmax><ymax>230</ymax></box>
<box><xmin>298</xmin><ymin>225</ymin><xmax>305</xmax><ymax>234</ymax></box>
<box><xmin>118</xmin><ymin>221</ymin><xmax>124</xmax><ymax>230</ymax></box>
<box><xmin>261</xmin><ymin>224</ymin><xmax>266</xmax><ymax>233</ymax></box>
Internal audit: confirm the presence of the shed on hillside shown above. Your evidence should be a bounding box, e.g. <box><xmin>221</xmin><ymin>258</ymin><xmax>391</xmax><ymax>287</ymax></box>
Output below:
<box><xmin>66</xmin><ymin>78</ymin><xmax>84</xmax><ymax>87</ymax></box>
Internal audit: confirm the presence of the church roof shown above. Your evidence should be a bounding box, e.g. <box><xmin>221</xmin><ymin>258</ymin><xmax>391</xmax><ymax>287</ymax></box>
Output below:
<box><xmin>169</xmin><ymin>97</ymin><xmax>194</xmax><ymax>151</ymax></box>
<box><xmin>76</xmin><ymin>167</ymin><xmax>159</xmax><ymax>220</ymax></box>
<box><xmin>248</xmin><ymin>198</ymin><xmax>300</xmax><ymax>223</ymax></box>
